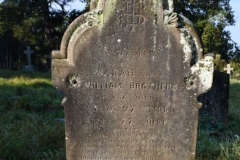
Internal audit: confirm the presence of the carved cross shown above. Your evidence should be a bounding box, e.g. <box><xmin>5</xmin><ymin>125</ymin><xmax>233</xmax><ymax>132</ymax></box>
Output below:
<box><xmin>224</xmin><ymin>63</ymin><xmax>233</xmax><ymax>75</ymax></box>
<box><xmin>123</xmin><ymin>0</ymin><xmax>146</xmax><ymax>32</ymax></box>
<box><xmin>213</xmin><ymin>54</ymin><xmax>225</xmax><ymax>71</ymax></box>
<box><xmin>24</xmin><ymin>46</ymin><xmax>34</xmax><ymax>66</ymax></box>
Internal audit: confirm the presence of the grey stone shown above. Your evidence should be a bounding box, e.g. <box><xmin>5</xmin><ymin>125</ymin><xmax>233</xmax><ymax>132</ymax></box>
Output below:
<box><xmin>24</xmin><ymin>46</ymin><xmax>34</xmax><ymax>71</ymax></box>
<box><xmin>52</xmin><ymin>0</ymin><xmax>214</xmax><ymax>159</ymax></box>
<box><xmin>198</xmin><ymin>71</ymin><xmax>229</xmax><ymax>128</ymax></box>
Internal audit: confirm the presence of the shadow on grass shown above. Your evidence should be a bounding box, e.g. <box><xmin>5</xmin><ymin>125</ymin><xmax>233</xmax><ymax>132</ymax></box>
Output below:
<box><xmin>0</xmin><ymin>70</ymin><xmax>63</xmax><ymax>112</ymax></box>
<box><xmin>0</xmin><ymin>84</ymin><xmax>62</xmax><ymax>112</ymax></box>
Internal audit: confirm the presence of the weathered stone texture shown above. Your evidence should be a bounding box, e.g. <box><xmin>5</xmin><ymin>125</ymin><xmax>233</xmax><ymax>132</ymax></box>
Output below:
<box><xmin>52</xmin><ymin>0</ymin><xmax>214</xmax><ymax>159</ymax></box>
<box><xmin>199</xmin><ymin>71</ymin><xmax>229</xmax><ymax>127</ymax></box>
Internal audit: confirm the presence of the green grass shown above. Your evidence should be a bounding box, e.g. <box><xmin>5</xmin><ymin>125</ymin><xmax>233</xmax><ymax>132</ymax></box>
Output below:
<box><xmin>0</xmin><ymin>70</ymin><xmax>65</xmax><ymax>159</ymax></box>
<box><xmin>0</xmin><ymin>70</ymin><xmax>240</xmax><ymax>159</ymax></box>
<box><xmin>196</xmin><ymin>78</ymin><xmax>240</xmax><ymax>160</ymax></box>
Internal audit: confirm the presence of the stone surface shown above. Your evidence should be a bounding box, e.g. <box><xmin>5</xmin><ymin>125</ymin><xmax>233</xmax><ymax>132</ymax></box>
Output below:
<box><xmin>24</xmin><ymin>46</ymin><xmax>34</xmax><ymax>71</ymax></box>
<box><xmin>213</xmin><ymin>54</ymin><xmax>225</xmax><ymax>71</ymax></box>
<box><xmin>224</xmin><ymin>64</ymin><xmax>233</xmax><ymax>75</ymax></box>
<box><xmin>52</xmin><ymin>0</ymin><xmax>214</xmax><ymax>160</ymax></box>
<box><xmin>199</xmin><ymin>71</ymin><xmax>229</xmax><ymax>128</ymax></box>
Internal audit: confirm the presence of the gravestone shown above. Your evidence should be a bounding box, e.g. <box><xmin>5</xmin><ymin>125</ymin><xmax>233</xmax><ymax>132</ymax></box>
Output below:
<box><xmin>198</xmin><ymin>55</ymin><xmax>229</xmax><ymax>128</ymax></box>
<box><xmin>213</xmin><ymin>54</ymin><xmax>225</xmax><ymax>71</ymax></box>
<box><xmin>224</xmin><ymin>63</ymin><xmax>233</xmax><ymax>75</ymax></box>
<box><xmin>24</xmin><ymin>46</ymin><xmax>34</xmax><ymax>71</ymax></box>
<box><xmin>45</xmin><ymin>54</ymin><xmax>52</xmax><ymax>71</ymax></box>
<box><xmin>52</xmin><ymin>0</ymin><xmax>214</xmax><ymax>159</ymax></box>
<box><xmin>198</xmin><ymin>71</ymin><xmax>229</xmax><ymax>128</ymax></box>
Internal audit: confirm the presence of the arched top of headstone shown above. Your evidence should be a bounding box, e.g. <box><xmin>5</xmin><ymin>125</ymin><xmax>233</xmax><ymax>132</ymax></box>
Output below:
<box><xmin>53</xmin><ymin>0</ymin><xmax>203</xmax><ymax>66</ymax></box>
<box><xmin>52</xmin><ymin>0</ymin><xmax>212</xmax><ymax>93</ymax></box>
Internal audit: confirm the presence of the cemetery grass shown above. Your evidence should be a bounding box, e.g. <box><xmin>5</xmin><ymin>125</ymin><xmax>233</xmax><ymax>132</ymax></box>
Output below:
<box><xmin>196</xmin><ymin>78</ymin><xmax>240</xmax><ymax>160</ymax></box>
<box><xmin>0</xmin><ymin>70</ymin><xmax>239</xmax><ymax>160</ymax></box>
<box><xmin>0</xmin><ymin>70</ymin><xmax>65</xmax><ymax>159</ymax></box>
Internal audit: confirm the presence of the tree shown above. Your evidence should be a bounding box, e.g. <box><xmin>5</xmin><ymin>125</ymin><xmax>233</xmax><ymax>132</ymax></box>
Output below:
<box><xmin>175</xmin><ymin>0</ymin><xmax>237</xmax><ymax>60</ymax></box>
<box><xmin>0</xmin><ymin>0</ymin><xmax>85</xmax><ymax>70</ymax></box>
<box><xmin>0</xmin><ymin>0</ymin><xmax>238</xmax><ymax>70</ymax></box>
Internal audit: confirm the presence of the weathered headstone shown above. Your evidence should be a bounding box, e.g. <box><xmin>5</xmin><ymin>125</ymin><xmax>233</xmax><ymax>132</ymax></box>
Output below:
<box><xmin>24</xmin><ymin>46</ymin><xmax>34</xmax><ymax>71</ymax></box>
<box><xmin>198</xmin><ymin>71</ymin><xmax>229</xmax><ymax>128</ymax></box>
<box><xmin>199</xmin><ymin>55</ymin><xmax>230</xmax><ymax>128</ymax></box>
<box><xmin>52</xmin><ymin>0</ymin><xmax>214</xmax><ymax>159</ymax></box>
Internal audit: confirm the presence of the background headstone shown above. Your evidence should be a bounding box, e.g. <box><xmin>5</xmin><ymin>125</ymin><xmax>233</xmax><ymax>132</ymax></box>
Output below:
<box><xmin>198</xmin><ymin>71</ymin><xmax>229</xmax><ymax>128</ymax></box>
<box><xmin>24</xmin><ymin>46</ymin><xmax>34</xmax><ymax>71</ymax></box>
<box><xmin>224</xmin><ymin>63</ymin><xmax>233</xmax><ymax>75</ymax></box>
<box><xmin>213</xmin><ymin>54</ymin><xmax>225</xmax><ymax>71</ymax></box>
<box><xmin>52</xmin><ymin>0</ymin><xmax>214</xmax><ymax>159</ymax></box>
<box><xmin>199</xmin><ymin>55</ymin><xmax>230</xmax><ymax>128</ymax></box>
<box><xmin>198</xmin><ymin>54</ymin><xmax>230</xmax><ymax>129</ymax></box>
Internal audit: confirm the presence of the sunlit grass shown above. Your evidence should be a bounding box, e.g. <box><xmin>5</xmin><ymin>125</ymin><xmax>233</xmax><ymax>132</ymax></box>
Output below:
<box><xmin>3</xmin><ymin>76</ymin><xmax>51</xmax><ymax>86</ymax></box>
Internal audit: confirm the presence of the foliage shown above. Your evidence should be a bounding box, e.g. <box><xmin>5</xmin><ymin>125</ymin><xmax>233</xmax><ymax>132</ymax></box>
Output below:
<box><xmin>0</xmin><ymin>0</ymin><xmax>86</xmax><ymax>70</ymax></box>
<box><xmin>175</xmin><ymin>0</ymin><xmax>238</xmax><ymax>60</ymax></box>
<box><xmin>0</xmin><ymin>0</ymin><xmax>238</xmax><ymax>69</ymax></box>
<box><xmin>231</xmin><ymin>60</ymin><xmax>240</xmax><ymax>79</ymax></box>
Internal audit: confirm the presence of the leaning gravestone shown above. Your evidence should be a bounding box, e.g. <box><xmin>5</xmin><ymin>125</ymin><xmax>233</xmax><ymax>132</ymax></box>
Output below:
<box><xmin>52</xmin><ymin>0</ymin><xmax>214</xmax><ymax>159</ymax></box>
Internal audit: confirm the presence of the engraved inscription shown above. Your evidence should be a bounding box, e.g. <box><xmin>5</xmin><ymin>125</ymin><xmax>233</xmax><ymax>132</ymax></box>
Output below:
<box><xmin>79</xmin><ymin>146</ymin><xmax>177</xmax><ymax>159</ymax></box>
<box><xmin>107</xmin><ymin>49</ymin><xmax>160</xmax><ymax>58</ymax></box>
<box><xmin>77</xmin><ymin>130</ymin><xmax>186</xmax><ymax>159</ymax></box>
<box><xmin>123</xmin><ymin>106</ymin><xmax>135</xmax><ymax>113</ymax></box>
<box><xmin>138</xmin><ymin>71</ymin><xmax>169</xmax><ymax>77</ymax></box>
<box><xmin>146</xmin><ymin>119</ymin><xmax>172</xmax><ymax>126</ymax></box>
<box><xmin>85</xmin><ymin>106</ymin><xmax>114</xmax><ymax>114</ymax></box>
<box><xmin>122</xmin><ymin>118</ymin><xmax>133</xmax><ymax>125</ymax></box>
<box><xmin>82</xmin><ymin>117</ymin><xmax>104</xmax><ymax>127</ymax></box>
<box><xmin>122</xmin><ymin>105</ymin><xmax>174</xmax><ymax>113</ymax></box>
<box><xmin>136</xmin><ymin>95</ymin><xmax>161</xmax><ymax>100</ymax></box>
<box><xmin>100</xmin><ymin>95</ymin><xmax>128</xmax><ymax>101</ymax></box>
<box><xmin>85</xmin><ymin>82</ymin><xmax>122</xmax><ymax>89</ymax></box>
<box><xmin>130</xmin><ymin>83</ymin><xmax>177</xmax><ymax>90</ymax></box>
<box><xmin>84</xmin><ymin>82</ymin><xmax>177</xmax><ymax>90</ymax></box>
<box><xmin>93</xmin><ymin>69</ymin><xmax>169</xmax><ymax>78</ymax></box>
<box><xmin>94</xmin><ymin>69</ymin><xmax>134</xmax><ymax>77</ymax></box>
<box><xmin>122</xmin><ymin>0</ymin><xmax>146</xmax><ymax>32</ymax></box>
<box><xmin>153</xmin><ymin>106</ymin><xmax>173</xmax><ymax>113</ymax></box>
